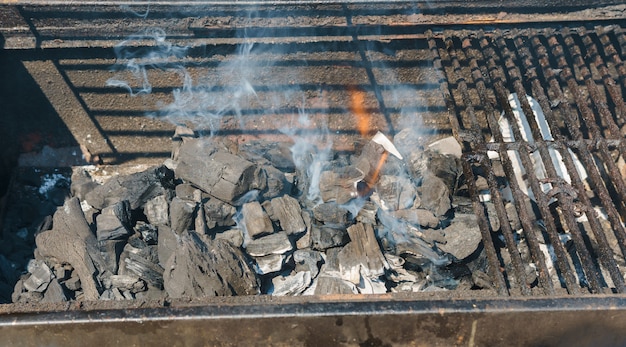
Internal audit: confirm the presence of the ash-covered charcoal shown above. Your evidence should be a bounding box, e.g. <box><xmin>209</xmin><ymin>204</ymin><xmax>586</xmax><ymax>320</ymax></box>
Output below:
<box><xmin>22</xmin><ymin>259</ymin><xmax>53</xmax><ymax>293</ymax></box>
<box><xmin>270</xmin><ymin>195</ymin><xmax>306</xmax><ymax>235</ymax></box>
<box><xmin>144</xmin><ymin>194</ymin><xmax>170</xmax><ymax>227</ymax></box>
<box><xmin>314</xmin><ymin>275</ymin><xmax>358</xmax><ymax>295</ymax></box>
<box><xmin>270</xmin><ymin>271</ymin><xmax>312</xmax><ymax>296</ymax></box>
<box><xmin>426</xmin><ymin>151</ymin><xmax>461</xmax><ymax>194</ymax></box>
<box><xmin>337</xmin><ymin>223</ymin><xmax>388</xmax><ymax>285</ymax></box>
<box><xmin>372</xmin><ymin>175</ymin><xmax>417</xmax><ymax>211</ymax></box>
<box><xmin>260</xmin><ymin>165</ymin><xmax>292</xmax><ymax>200</ymax></box>
<box><xmin>253</xmin><ymin>254</ymin><xmax>286</xmax><ymax>275</ymax></box>
<box><xmin>175</xmin><ymin>138</ymin><xmax>264</xmax><ymax>204</ymax></box>
<box><xmin>163</xmin><ymin>231</ymin><xmax>259</xmax><ymax>298</ymax></box>
<box><xmin>108</xmin><ymin>275</ymin><xmax>147</xmax><ymax>294</ymax></box>
<box><xmin>312</xmin><ymin>202</ymin><xmax>351</xmax><ymax>225</ymax></box>
<box><xmin>319</xmin><ymin>167</ymin><xmax>363</xmax><ymax>204</ymax></box>
<box><xmin>310</xmin><ymin>225</ymin><xmax>350</xmax><ymax>251</ymax></box>
<box><xmin>293</xmin><ymin>249</ymin><xmax>323</xmax><ymax>278</ymax></box>
<box><xmin>238</xmin><ymin>140</ymin><xmax>296</xmax><ymax>172</ymax></box>
<box><xmin>213</xmin><ymin>228</ymin><xmax>244</xmax><ymax>248</ymax></box>
<box><xmin>245</xmin><ymin>232</ymin><xmax>293</xmax><ymax>257</ymax></box>
<box><xmin>390</xmin><ymin>208</ymin><xmax>440</xmax><ymax>229</ymax></box>
<box><xmin>85</xmin><ymin>165</ymin><xmax>175</xmax><ymax>210</ymax></box>
<box><xmin>240</xmin><ymin>201</ymin><xmax>274</xmax><ymax>239</ymax></box>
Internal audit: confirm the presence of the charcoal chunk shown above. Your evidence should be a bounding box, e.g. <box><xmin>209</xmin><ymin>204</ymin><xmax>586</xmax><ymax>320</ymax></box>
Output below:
<box><xmin>240</xmin><ymin>201</ymin><xmax>274</xmax><ymax>239</ymax></box>
<box><xmin>245</xmin><ymin>232</ymin><xmax>292</xmax><ymax>257</ymax></box>
<box><xmin>85</xmin><ymin>165</ymin><xmax>174</xmax><ymax>210</ymax></box>
<box><xmin>144</xmin><ymin>194</ymin><xmax>170</xmax><ymax>227</ymax></box>
<box><xmin>204</xmin><ymin>198</ymin><xmax>236</xmax><ymax>229</ymax></box>
<box><xmin>95</xmin><ymin>200</ymin><xmax>132</xmax><ymax>242</ymax></box>
<box><xmin>41</xmin><ymin>279</ymin><xmax>67</xmax><ymax>303</ymax></box>
<box><xmin>270</xmin><ymin>195</ymin><xmax>305</xmax><ymax>235</ymax></box>
<box><xmin>170</xmin><ymin>197</ymin><xmax>196</xmax><ymax>234</ymax></box>
<box><xmin>337</xmin><ymin>223</ymin><xmax>388</xmax><ymax>284</ymax></box>
<box><xmin>163</xmin><ymin>232</ymin><xmax>259</xmax><ymax>298</ymax></box>
<box><xmin>310</xmin><ymin>225</ymin><xmax>350</xmax><ymax>251</ymax></box>
<box><xmin>312</xmin><ymin>202</ymin><xmax>350</xmax><ymax>225</ymax></box>
<box><xmin>418</xmin><ymin>172</ymin><xmax>451</xmax><ymax>217</ymax></box>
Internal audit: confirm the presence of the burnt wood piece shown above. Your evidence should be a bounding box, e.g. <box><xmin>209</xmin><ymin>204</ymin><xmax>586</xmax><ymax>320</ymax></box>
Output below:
<box><xmin>337</xmin><ymin>223</ymin><xmax>388</xmax><ymax>284</ymax></box>
<box><xmin>312</xmin><ymin>202</ymin><xmax>350</xmax><ymax>225</ymax></box>
<box><xmin>120</xmin><ymin>244</ymin><xmax>164</xmax><ymax>289</ymax></box>
<box><xmin>35</xmin><ymin>197</ymin><xmax>106</xmax><ymax>301</ymax></box>
<box><xmin>418</xmin><ymin>172</ymin><xmax>451</xmax><ymax>217</ymax></box>
<box><xmin>204</xmin><ymin>198</ymin><xmax>236</xmax><ymax>229</ymax></box>
<box><xmin>144</xmin><ymin>194</ymin><xmax>170</xmax><ymax>227</ymax></box>
<box><xmin>314</xmin><ymin>275</ymin><xmax>358</xmax><ymax>295</ymax></box>
<box><xmin>294</xmin><ymin>249</ymin><xmax>322</xmax><ymax>278</ymax></box>
<box><xmin>391</xmin><ymin>208</ymin><xmax>440</xmax><ymax>229</ymax></box>
<box><xmin>319</xmin><ymin>167</ymin><xmax>363</xmax><ymax>204</ymax></box>
<box><xmin>175</xmin><ymin>138</ymin><xmax>262</xmax><ymax>204</ymax></box>
<box><xmin>240</xmin><ymin>201</ymin><xmax>274</xmax><ymax>239</ymax></box>
<box><xmin>245</xmin><ymin>232</ymin><xmax>293</xmax><ymax>257</ymax></box>
<box><xmin>157</xmin><ymin>225</ymin><xmax>177</xmax><ymax>266</ymax></box>
<box><xmin>375</xmin><ymin>175</ymin><xmax>417</xmax><ymax>211</ymax></box>
<box><xmin>238</xmin><ymin>140</ymin><xmax>296</xmax><ymax>172</ymax></box>
<box><xmin>163</xmin><ymin>232</ymin><xmax>259</xmax><ymax>298</ymax></box>
<box><xmin>95</xmin><ymin>200</ymin><xmax>132</xmax><ymax>242</ymax></box>
<box><xmin>169</xmin><ymin>197</ymin><xmax>197</xmax><ymax>235</ymax></box>
<box><xmin>270</xmin><ymin>195</ymin><xmax>305</xmax><ymax>235</ymax></box>
<box><xmin>261</xmin><ymin>165</ymin><xmax>292</xmax><ymax>200</ymax></box>
<box><xmin>310</xmin><ymin>225</ymin><xmax>350</xmax><ymax>251</ymax></box>
<box><xmin>85</xmin><ymin>166</ymin><xmax>175</xmax><ymax>210</ymax></box>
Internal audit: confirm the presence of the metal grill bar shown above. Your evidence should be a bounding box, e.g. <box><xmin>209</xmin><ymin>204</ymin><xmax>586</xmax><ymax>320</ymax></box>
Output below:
<box><xmin>512</xmin><ymin>30</ymin><xmax>626</xmax><ymax>293</ymax></box>
<box><xmin>444</xmin><ymin>35</ymin><xmax>531</xmax><ymax>296</ymax></box>
<box><xmin>461</xmin><ymin>37</ymin><xmax>555</xmax><ymax>295</ymax></box>
<box><xmin>426</xmin><ymin>30</ymin><xmax>509</xmax><ymax>296</ymax></box>
<box><xmin>477</xmin><ymin>32</ymin><xmax>581</xmax><ymax>293</ymax></box>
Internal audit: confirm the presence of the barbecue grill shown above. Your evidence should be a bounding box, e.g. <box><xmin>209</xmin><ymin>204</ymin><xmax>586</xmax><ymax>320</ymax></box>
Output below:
<box><xmin>2</xmin><ymin>1</ymin><xmax>626</xmax><ymax>345</ymax></box>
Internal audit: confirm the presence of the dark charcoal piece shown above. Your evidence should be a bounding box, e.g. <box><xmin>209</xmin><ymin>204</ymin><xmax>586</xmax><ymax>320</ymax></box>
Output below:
<box><xmin>70</xmin><ymin>169</ymin><xmax>98</xmax><ymax>201</ymax></box>
<box><xmin>261</xmin><ymin>165</ymin><xmax>291</xmax><ymax>200</ymax></box>
<box><xmin>391</xmin><ymin>208</ymin><xmax>440</xmax><ymax>229</ymax></box>
<box><xmin>312</xmin><ymin>202</ymin><xmax>350</xmax><ymax>225</ymax></box>
<box><xmin>204</xmin><ymin>198</ymin><xmax>236</xmax><ymax>229</ymax></box>
<box><xmin>136</xmin><ymin>222</ymin><xmax>158</xmax><ymax>245</ymax></box>
<box><xmin>35</xmin><ymin>197</ymin><xmax>107</xmax><ymax>301</ymax></box>
<box><xmin>293</xmin><ymin>249</ymin><xmax>323</xmax><ymax>278</ymax></box>
<box><xmin>319</xmin><ymin>167</ymin><xmax>362</xmax><ymax>204</ymax></box>
<box><xmin>310</xmin><ymin>225</ymin><xmax>350</xmax><ymax>251</ymax></box>
<box><xmin>240</xmin><ymin>201</ymin><xmax>274</xmax><ymax>239</ymax></box>
<box><xmin>41</xmin><ymin>279</ymin><xmax>67</xmax><ymax>303</ymax></box>
<box><xmin>85</xmin><ymin>165</ymin><xmax>175</xmax><ymax>210</ymax></box>
<box><xmin>163</xmin><ymin>232</ymin><xmax>259</xmax><ymax>298</ymax></box>
<box><xmin>427</xmin><ymin>151</ymin><xmax>461</xmax><ymax>194</ymax></box>
<box><xmin>375</xmin><ymin>175</ymin><xmax>417</xmax><ymax>211</ymax></box>
<box><xmin>270</xmin><ymin>195</ymin><xmax>305</xmax><ymax>235</ymax></box>
<box><xmin>98</xmin><ymin>239</ymin><xmax>125</xmax><ymax>275</ymax></box>
<box><xmin>95</xmin><ymin>200</ymin><xmax>132</xmax><ymax>242</ymax></box>
<box><xmin>170</xmin><ymin>197</ymin><xmax>197</xmax><ymax>234</ymax></box>
<box><xmin>238</xmin><ymin>140</ymin><xmax>296</xmax><ymax>172</ymax></box>
<box><xmin>121</xmin><ymin>244</ymin><xmax>165</xmax><ymax>289</ymax></box>
<box><xmin>418</xmin><ymin>172</ymin><xmax>451</xmax><ymax>217</ymax></box>
<box><xmin>157</xmin><ymin>225</ymin><xmax>177</xmax><ymax>266</ymax></box>
<box><xmin>245</xmin><ymin>232</ymin><xmax>293</xmax><ymax>257</ymax></box>
<box><xmin>175</xmin><ymin>138</ymin><xmax>262</xmax><ymax>204</ymax></box>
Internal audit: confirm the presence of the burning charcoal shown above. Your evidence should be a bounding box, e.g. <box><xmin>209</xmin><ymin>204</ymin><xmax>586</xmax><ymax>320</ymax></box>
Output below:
<box><xmin>294</xmin><ymin>250</ymin><xmax>322</xmax><ymax>278</ymax></box>
<box><xmin>204</xmin><ymin>198</ymin><xmax>236</xmax><ymax>229</ymax></box>
<box><xmin>175</xmin><ymin>138</ymin><xmax>262</xmax><ymax>204</ymax></box>
<box><xmin>240</xmin><ymin>201</ymin><xmax>274</xmax><ymax>239</ymax></box>
<box><xmin>95</xmin><ymin>200</ymin><xmax>132</xmax><ymax>242</ymax></box>
<box><xmin>319</xmin><ymin>167</ymin><xmax>363</xmax><ymax>204</ymax></box>
<box><xmin>213</xmin><ymin>228</ymin><xmax>244</xmax><ymax>248</ymax></box>
<box><xmin>391</xmin><ymin>209</ymin><xmax>440</xmax><ymax>229</ymax></box>
<box><xmin>23</xmin><ymin>259</ymin><xmax>53</xmax><ymax>292</ymax></box>
<box><xmin>314</xmin><ymin>275</ymin><xmax>358</xmax><ymax>295</ymax></box>
<box><xmin>270</xmin><ymin>271</ymin><xmax>312</xmax><ymax>296</ymax></box>
<box><xmin>238</xmin><ymin>140</ymin><xmax>296</xmax><ymax>172</ymax></box>
<box><xmin>85</xmin><ymin>165</ymin><xmax>175</xmax><ymax>210</ymax></box>
<box><xmin>337</xmin><ymin>223</ymin><xmax>388</xmax><ymax>284</ymax></box>
<box><xmin>253</xmin><ymin>254</ymin><xmax>286</xmax><ymax>275</ymax></box>
<box><xmin>144</xmin><ymin>194</ymin><xmax>170</xmax><ymax>227</ymax></box>
<box><xmin>373</xmin><ymin>175</ymin><xmax>417</xmax><ymax>211</ymax></box>
<box><xmin>312</xmin><ymin>202</ymin><xmax>350</xmax><ymax>225</ymax></box>
<box><xmin>35</xmin><ymin>197</ymin><xmax>107</xmax><ymax>301</ymax></box>
<box><xmin>41</xmin><ymin>279</ymin><xmax>67</xmax><ymax>303</ymax></box>
<box><xmin>157</xmin><ymin>225</ymin><xmax>177</xmax><ymax>265</ymax></box>
<box><xmin>310</xmin><ymin>225</ymin><xmax>350</xmax><ymax>251</ymax></box>
<box><xmin>418</xmin><ymin>172</ymin><xmax>451</xmax><ymax>217</ymax></box>
<box><xmin>270</xmin><ymin>195</ymin><xmax>305</xmax><ymax>235</ymax></box>
<box><xmin>163</xmin><ymin>232</ymin><xmax>259</xmax><ymax>298</ymax></box>
<box><xmin>245</xmin><ymin>232</ymin><xmax>293</xmax><ymax>257</ymax></box>
<box><xmin>438</xmin><ymin>214</ymin><xmax>482</xmax><ymax>261</ymax></box>
<box><xmin>170</xmin><ymin>197</ymin><xmax>196</xmax><ymax>234</ymax></box>
<box><xmin>70</xmin><ymin>168</ymin><xmax>98</xmax><ymax>201</ymax></box>
<box><xmin>110</xmin><ymin>275</ymin><xmax>147</xmax><ymax>293</ymax></box>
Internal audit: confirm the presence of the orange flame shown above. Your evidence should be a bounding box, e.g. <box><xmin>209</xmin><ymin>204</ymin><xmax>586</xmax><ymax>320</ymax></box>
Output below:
<box><xmin>348</xmin><ymin>87</ymin><xmax>371</xmax><ymax>137</ymax></box>
<box><xmin>358</xmin><ymin>150</ymin><xmax>389</xmax><ymax>197</ymax></box>
<box><xmin>370</xmin><ymin>151</ymin><xmax>389</xmax><ymax>185</ymax></box>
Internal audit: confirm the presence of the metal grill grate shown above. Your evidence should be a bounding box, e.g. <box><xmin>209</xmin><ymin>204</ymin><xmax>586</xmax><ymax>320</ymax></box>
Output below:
<box><xmin>429</xmin><ymin>26</ymin><xmax>626</xmax><ymax>295</ymax></box>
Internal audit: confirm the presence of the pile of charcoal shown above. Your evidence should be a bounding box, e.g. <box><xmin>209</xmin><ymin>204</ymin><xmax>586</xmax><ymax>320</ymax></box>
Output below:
<box><xmin>10</xmin><ymin>126</ymin><xmax>494</xmax><ymax>303</ymax></box>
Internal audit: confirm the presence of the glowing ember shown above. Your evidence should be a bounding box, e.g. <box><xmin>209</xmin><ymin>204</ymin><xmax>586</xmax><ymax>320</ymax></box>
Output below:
<box><xmin>349</xmin><ymin>86</ymin><xmax>371</xmax><ymax>137</ymax></box>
